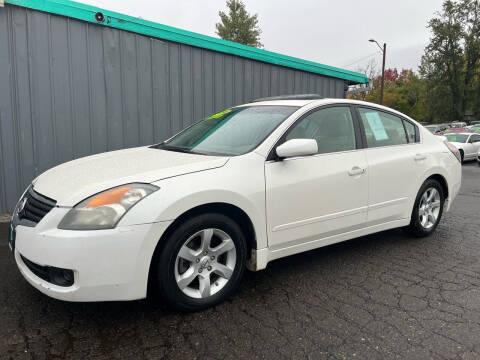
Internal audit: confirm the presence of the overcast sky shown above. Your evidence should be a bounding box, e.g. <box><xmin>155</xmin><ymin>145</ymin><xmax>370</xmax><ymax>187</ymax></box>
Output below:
<box><xmin>82</xmin><ymin>0</ymin><xmax>444</xmax><ymax>75</ymax></box>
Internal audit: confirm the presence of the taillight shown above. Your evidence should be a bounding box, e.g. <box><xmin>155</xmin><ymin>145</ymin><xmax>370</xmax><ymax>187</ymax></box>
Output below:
<box><xmin>444</xmin><ymin>141</ymin><xmax>462</xmax><ymax>163</ymax></box>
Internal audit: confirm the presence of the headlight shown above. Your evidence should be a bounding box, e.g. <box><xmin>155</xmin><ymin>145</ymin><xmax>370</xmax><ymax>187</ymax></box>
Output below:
<box><xmin>58</xmin><ymin>183</ymin><xmax>158</xmax><ymax>230</ymax></box>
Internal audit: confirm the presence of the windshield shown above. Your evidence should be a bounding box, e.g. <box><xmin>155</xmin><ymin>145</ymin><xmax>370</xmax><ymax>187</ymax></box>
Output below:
<box><xmin>444</xmin><ymin>134</ymin><xmax>469</xmax><ymax>143</ymax></box>
<box><xmin>154</xmin><ymin>106</ymin><xmax>298</xmax><ymax>156</ymax></box>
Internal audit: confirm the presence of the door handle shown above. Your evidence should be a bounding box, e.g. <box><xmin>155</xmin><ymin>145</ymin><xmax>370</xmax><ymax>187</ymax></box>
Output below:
<box><xmin>348</xmin><ymin>166</ymin><xmax>366</xmax><ymax>176</ymax></box>
<box><xmin>414</xmin><ymin>153</ymin><xmax>427</xmax><ymax>161</ymax></box>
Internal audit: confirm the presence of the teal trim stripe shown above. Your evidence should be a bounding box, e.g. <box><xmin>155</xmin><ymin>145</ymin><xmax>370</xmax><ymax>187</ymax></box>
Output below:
<box><xmin>5</xmin><ymin>0</ymin><xmax>368</xmax><ymax>84</ymax></box>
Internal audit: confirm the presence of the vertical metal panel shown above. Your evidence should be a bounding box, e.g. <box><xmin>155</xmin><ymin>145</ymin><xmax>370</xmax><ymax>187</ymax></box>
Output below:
<box><xmin>243</xmin><ymin>60</ymin><xmax>253</xmax><ymax>102</ymax></box>
<box><xmin>233</xmin><ymin>57</ymin><xmax>244</xmax><ymax>105</ymax></box>
<box><xmin>120</xmin><ymin>31</ymin><xmax>140</xmax><ymax>148</ymax></box>
<box><xmin>50</xmin><ymin>16</ymin><xmax>73</xmax><ymax>164</ymax></box>
<box><xmin>27</xmin><ymin>10</ymin><xmax>55</xmax><ymax>175</ymax></box>
<box><xmin>191</xmin><ymin>47</ymin><xmax>203</xmax><ymax>119</ymax></box>
<box><xmin>136</xmin><ymin>36</ymin><xmax>154</xmax><ymax>145</ymax></box>
<box><xmin>168</xmin><ymin>43</ymin><xmax>181</xmax><ymax>134</ymax></box>
<box><xmin>0</xmin><ymin>6</ymin><xmax>16</xmax><ymax>210</ymax></box>
<box><xmin>223</xmin><ymin>55</ymin><xmax>234</xmax><ymax>108</ymax></box>
<box><xmin>0</xmin><ymin>4</ymin><xmax>348</xmax><ymax>212</ymax></box>
<box><xmin>87</xmin><ymin>24</ymin><xmax>108</xmax><ymax>154</ymax></box>
<box><xmin>202</xmin><ymin>50</ymin><xmax>214</xmax><ymax>117</ymax></box>
<box><xmin>151</xmin><ymin>40</ymin><xmax>169</xmax><ymax>141</ymax></box>
<box><xmin>180</xmin><ymin>45</ymin><xmax>193</xmax><ymax>128</ymax></box>
<box><xmin>102</xmin><ymin>28</ymin><xmax>123</xmax><ymax>151</ymax></box>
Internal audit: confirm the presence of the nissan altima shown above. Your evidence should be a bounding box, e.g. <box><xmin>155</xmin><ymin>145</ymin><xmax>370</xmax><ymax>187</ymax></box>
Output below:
<box><xmin>10</xmin><ymin>96</ymin><xmax>462</xmax><ymax>311</ymax></box>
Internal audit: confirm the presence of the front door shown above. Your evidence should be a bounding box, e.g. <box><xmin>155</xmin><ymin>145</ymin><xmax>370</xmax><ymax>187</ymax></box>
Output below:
<box><xmin>265</xmin><ymin>106</ymin><xmax>368</xmax><ymax>250</ymax></box>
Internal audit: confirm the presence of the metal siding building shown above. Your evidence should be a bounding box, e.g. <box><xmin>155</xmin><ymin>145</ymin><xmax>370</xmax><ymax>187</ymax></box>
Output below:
<box><xmin>0</xmin><ymin>0</ymin><xmax>367</xmax><ymax>213</ymax></box>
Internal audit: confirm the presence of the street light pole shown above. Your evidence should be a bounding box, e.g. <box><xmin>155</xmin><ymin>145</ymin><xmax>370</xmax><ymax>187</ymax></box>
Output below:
<box><xmin>369</xmin><ymin>39</ymin><xmax>387</xmax><ymax>105</ymax></box>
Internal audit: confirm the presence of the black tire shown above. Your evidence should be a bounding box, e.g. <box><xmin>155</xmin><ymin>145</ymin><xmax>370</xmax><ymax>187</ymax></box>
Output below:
<box><xmin>154</xmin><ymin>213</ymin><xmax>247</xmax><ymax>312</ymax></box>
<box><xmin>405</xmin><ymin>179</ymin><xmax>445</xmax><ymax>237</ymax></box>
<box><xmin>459</xmin><ymin>149</ymin><xmax>464</xmax><ymax>164</ymax></box>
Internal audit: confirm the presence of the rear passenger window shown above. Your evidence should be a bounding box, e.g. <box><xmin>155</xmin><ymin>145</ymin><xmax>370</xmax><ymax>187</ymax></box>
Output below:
<box><xmin>470</xmin><ymin>134</ymin><xmax>480</xmax><ymax>143</ymax></box>
<box><xmin>285</xmin><ymin>106</ymin><xmax>356</xmax><ymax>154</ymax></box>
<box><xmin>403</xmin><ymin>120</ymin><xmax>417</xmax><ymax>143</ymax></box>
<box><xmin>358</xmin><ymin>108</ymin><xmax>407</xmax><ymax>148</ymax></box>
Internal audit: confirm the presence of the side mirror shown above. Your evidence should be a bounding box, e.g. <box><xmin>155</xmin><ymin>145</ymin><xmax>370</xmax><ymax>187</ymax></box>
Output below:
<box><xmin>276</xmin><ymin>139</ymin><xmax>318</xmax><ymax>159</ymax></box>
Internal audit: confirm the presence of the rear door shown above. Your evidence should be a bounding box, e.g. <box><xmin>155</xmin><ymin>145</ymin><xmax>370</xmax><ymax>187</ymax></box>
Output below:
<box><xmin>355</xmin><ymin>106</ymin><xmax>423</xmax><ymax>224</ymax></box>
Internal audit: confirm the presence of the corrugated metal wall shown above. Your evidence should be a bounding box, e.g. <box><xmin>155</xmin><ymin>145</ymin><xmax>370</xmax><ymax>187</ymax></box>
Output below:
<box><xmin>0</xmin><ymin>4</ymin><xmax>347</xmax><ymax>212</ymax></box>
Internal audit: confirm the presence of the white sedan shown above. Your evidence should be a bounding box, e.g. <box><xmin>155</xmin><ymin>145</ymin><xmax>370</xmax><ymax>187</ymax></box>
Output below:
<box><xmin>10</xmin><ymin>97</ymin><xmax>462</xmax><ymax>311</ymax></box>
<box><xmin>443</xmin><ymin>133</ymin><xmax>480</xmax><ymax>162</ymax></box>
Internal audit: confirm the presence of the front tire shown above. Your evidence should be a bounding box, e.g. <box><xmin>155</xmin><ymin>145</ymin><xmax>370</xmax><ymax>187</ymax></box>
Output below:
<box><xmin>406</xmin><ymin>179</ymin><xmax>444</xmax><ymax>237</ymax></box>
<box><xmin>155</xmin><ymin>213</ymin><xmax>247</xmax><ymax>311</ymax></box>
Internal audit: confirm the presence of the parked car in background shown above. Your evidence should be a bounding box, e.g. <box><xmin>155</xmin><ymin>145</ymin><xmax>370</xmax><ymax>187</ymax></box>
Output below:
<box><xmin>470</xmin><ymin>121</ymin><xmax>480</xmax><ymax>126</ymax></box>
<box><xmin>438</xmin><ymin>127</ymin><xmax>473</xmax><ymax>136</ymax></box>
<box><xmin>466</xmin><ymin>125</ymin><xmax>480</xmax><ymax>133</ymax></box>
<box><xmin>443</xmin><ymin>133</ymin><xmax>480</xmax><ymax>163</ymax></box>
<box><xmin>425</xmin><ymin>124</ymin><xmax>448</xmax><ymax>134</ymax></box>
<box><xmin>9</xmin><ymin>96</ymin><xmax>462</xmax><ymax>311</ymax></box>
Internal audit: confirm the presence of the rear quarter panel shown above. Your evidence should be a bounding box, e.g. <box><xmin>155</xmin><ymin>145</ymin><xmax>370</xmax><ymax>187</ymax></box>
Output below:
<box><xmin>412</xmin><ymin>129</ymin><xmax>461</xmax><ymax>213</ymax></box>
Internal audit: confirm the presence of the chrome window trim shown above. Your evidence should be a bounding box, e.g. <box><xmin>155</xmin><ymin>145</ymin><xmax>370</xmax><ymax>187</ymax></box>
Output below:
<box><xmin>354</xmin><ymin>105</ymin><xmax>423</xmax><ymax>148</ymax></box>
<box><xmin>265</xmin><ymin>103</ymin><xmax>361</xmax><ymax>162</ymax></box>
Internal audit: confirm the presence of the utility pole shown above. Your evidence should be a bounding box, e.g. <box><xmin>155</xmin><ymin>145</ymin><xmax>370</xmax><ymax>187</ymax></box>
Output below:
<box><xmin>369</xmin><ymin>39</ymin><xmax>387</xmax><ymax>105</ymax></box>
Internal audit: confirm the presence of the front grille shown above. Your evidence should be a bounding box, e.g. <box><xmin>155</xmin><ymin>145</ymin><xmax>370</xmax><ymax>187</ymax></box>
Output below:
<box><xmin>20</xmin><ymin>255</ymin><xmax>74</xmax><ymax>287</ymax></box>
<box><xmin>18</xmin><ymin>187</ymin><xmax>56</xmax><ymax>225</ymax></box>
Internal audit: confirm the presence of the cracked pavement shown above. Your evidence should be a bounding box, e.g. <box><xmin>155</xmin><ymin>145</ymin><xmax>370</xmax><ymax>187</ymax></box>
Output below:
<box><xmin>1</xmin><ymin>163</ymin><xmax>480</xmax><ymax>359</ymax></box>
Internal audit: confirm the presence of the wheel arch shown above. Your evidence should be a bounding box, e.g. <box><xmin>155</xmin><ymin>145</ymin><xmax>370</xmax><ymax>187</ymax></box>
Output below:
<box><xmin>147</xmin><ymin>202</ymin><xmax>257</xmax><ymax>295</ymax></box>
<box><xmin>425</xmin><ymin>173</ymin><xmax>449</xmax><ymax>200</ymax></box>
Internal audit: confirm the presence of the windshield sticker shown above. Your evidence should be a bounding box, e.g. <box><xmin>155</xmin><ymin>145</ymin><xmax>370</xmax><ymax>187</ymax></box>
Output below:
<box><xmin>448</xmin><ymin>135</ymin><xmax>457</xmax><ymax>142</ymax></box>
<box><xmin>206</xmin><ymin>109</ymin><xmax>232</xmax><ymax>119</ymax></box>
<box><xmin>365</xmin><ymin>112</ymin><xmax>388</xmax><ymax>140</ymax></box>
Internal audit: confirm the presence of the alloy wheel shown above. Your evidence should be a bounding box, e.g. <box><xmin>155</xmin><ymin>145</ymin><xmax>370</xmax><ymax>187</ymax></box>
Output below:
<box><xmin>418</xmin><ymin>187</ymin><xmax>441</xmax><ymax>229</ymax></box>
<box><xmin>174</xmin><ymin>228</ymin><xmax>236</xmax><ymax>299</ymax></box>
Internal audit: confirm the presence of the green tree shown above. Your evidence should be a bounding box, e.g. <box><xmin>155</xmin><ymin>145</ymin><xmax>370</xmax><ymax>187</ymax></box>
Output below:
<box><xmin>420</xmin><ymin>0</ymin><xmax>480</xmax><ymax>122</ymax></box>
<box><xmin>350</xmin><ymin>69</ymin><xmax>428</xmax><ymax>122</ymax></box>
<box><xmin>215</xmin><ymin>0</ymin><xmax>263</xmax><ymax>48</ymax></box>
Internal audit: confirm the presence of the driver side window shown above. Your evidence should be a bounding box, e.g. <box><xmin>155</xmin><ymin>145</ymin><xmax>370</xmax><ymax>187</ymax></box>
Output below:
<box><xmin>285</xmin><ymin>106</ymin><xmax>356</xmax><ymax>154</ymax></box>
<box><xmin>469</xmin><ymin>135</ymin><xmax>480</xmax><ymax>143</ymax></box>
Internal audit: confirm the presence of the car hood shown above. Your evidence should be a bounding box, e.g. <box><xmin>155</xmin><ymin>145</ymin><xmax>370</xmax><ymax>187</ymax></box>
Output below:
<box><xmin>33</xmin><ymin>146</ymin><xmax>229</xmax><ymax>206</ymax></box>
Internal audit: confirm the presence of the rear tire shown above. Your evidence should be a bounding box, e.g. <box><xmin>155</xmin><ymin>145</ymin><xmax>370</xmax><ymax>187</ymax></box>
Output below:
<box><xmin>459</xmin><ymin>149</ymin><xmax>464</xmax><ymax>163</ymax></box>
<box><xmin>405</xmin><ymin>179</ymin><xmax>444</xmax><ymax>237</ymax></box>
<box><xmin>154</xmin><ymin>213</ymin><xmax>247</xmax><ymax>312</ymax></box>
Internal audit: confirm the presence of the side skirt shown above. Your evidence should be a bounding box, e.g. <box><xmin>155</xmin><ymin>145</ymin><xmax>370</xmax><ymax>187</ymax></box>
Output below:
<box><xmin>248</xmin><ymin>218</ymin><xmax>410</xmax><ymax>271</ymax></box>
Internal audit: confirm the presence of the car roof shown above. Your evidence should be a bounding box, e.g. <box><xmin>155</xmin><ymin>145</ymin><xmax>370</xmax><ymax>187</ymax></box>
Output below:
<box><xmin>237</xmin><ymin>98</ymin><xmax>418</xmax><ymax>123</ymax></box>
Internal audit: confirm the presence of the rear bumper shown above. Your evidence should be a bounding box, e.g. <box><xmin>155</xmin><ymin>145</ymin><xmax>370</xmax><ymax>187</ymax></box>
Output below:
<box><xmin>14</xmin><ymin>207</ymin><xmax>172</xmax><ymax>301</ymax></box>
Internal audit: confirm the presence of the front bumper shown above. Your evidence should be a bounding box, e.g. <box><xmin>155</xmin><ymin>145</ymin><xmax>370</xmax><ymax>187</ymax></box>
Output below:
<box><xmin>13</xmin><ymin>207</ymin><xmax>172</xmax><ymax>302</ymax></box>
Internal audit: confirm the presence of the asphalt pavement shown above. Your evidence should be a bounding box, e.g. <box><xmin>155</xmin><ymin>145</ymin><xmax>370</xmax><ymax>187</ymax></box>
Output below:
<box><xmin>1</xmin><ymin>162</ymin><xmax>480</xmax><ymax>360</ymax></box>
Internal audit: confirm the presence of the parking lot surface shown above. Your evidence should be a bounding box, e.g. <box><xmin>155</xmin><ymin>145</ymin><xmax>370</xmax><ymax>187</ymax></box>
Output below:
<box><xmin>1</xmin><ymin>163</ymin><xmax>480</xmax><ymax>360</ymax></box>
